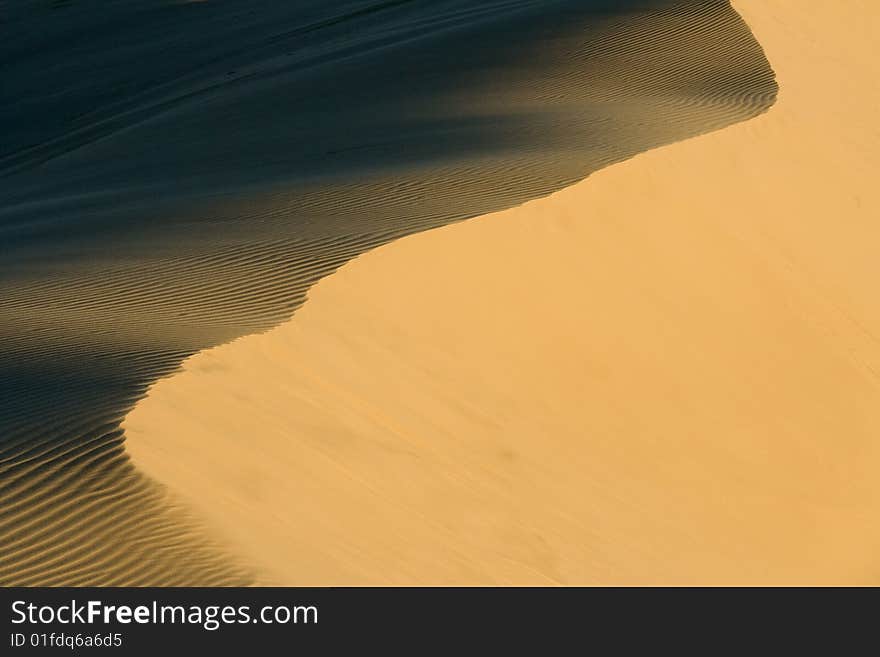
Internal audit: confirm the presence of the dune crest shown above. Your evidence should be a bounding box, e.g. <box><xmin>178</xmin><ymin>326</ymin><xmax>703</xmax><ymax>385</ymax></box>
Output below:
<box><xmin>125</xmin><ymin>0</ymin><xmax>880</xmax><ymax>584</ymax></box>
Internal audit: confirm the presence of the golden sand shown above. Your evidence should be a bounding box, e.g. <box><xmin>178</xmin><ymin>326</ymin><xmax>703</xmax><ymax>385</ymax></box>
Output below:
<box><xmin>124</xmin><ymin>1</ymin><xmax>880</xmax><ymax>584</ymax></box>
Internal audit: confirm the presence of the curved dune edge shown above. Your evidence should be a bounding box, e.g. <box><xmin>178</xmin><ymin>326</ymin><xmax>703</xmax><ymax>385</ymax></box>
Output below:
<box><xmin>124</xmin><ymin>0</ymin><xmax>880</xmax><ymax>585</ymax></box>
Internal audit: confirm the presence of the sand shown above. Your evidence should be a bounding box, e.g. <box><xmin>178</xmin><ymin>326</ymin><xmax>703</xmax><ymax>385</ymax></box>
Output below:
<box><xmin>124</xmin><ymin>0</ymin><xmax>880</xmax><ymax>585</ymax></box>
<box><xmin>1</xmin><ymin>1</ymin><xmax>774</xmax><ymax>586</ymax></box>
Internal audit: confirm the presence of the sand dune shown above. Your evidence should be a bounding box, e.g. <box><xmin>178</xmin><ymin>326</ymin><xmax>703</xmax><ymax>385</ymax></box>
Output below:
<box><xmin>125</xmin><ymin>0</ymin><xmax>880</xmax><ymax>585</ymax></box>
<box><xmin>1</xmin><ymin>2</ymin><xmax>775</xmax><ymax>584</ymax></box>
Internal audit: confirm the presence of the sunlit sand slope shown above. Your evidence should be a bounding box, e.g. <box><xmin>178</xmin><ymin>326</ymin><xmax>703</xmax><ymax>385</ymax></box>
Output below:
<box><xmin>127</xmin><ymin>0</ymin><xmax>880</xmax><ymax>584</ymax></box>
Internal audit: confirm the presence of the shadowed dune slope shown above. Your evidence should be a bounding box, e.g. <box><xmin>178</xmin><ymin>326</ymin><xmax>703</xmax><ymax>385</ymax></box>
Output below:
<box><xmin>1</xmin><ymin>1</ymin><xmax>774</xmax><ymax>584</ymax></box>
<box><xmin>128</xmin><ymin>0</ymin><xmax>880</xmax><ymax>584</ymax></box>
